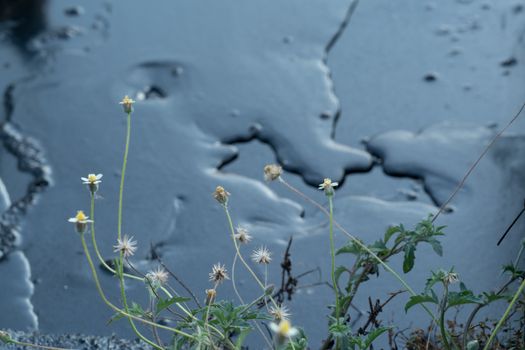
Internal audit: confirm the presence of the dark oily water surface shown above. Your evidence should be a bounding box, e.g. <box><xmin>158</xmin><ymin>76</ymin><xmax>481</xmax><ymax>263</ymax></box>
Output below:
<box><xmin>0</xmin><ymin>0</ymin><xmax>524</xmax><ymax>347</ymax></box>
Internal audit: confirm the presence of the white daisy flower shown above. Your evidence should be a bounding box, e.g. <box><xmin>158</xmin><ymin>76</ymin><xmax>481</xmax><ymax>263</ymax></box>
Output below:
<box><xmin>251</xmin><ymin>246</ymin><xmax>272</xmax><ymax>264</ymax></box>
<box><xmin>68</xmin><ymin>210</ymin><xmax>93</xmax><ymax>234</ymax></box>
<box><xmin>81</xmin><ymin>173</ymin><xmax>103</xmax><ymax>193</ymax></box>
<box><xmin>269</xmin><ymin>319</ymin><xmax>299</xmax><ymax>341</ymax></box>
<box><xmin>209</xmin><ymin>263</ymin><xmax>229</xmax><ymax>284</ymax></box>
<box><xmin>81</xmin><ymin>173</ymin><xmax>103</xmax><ymax>185</ymax></box>
<box><xmin>119</xmin><ymin>95</ymin><xmax>135</xmax><ymax>114</ymax></box>
<box><xmin>269</xmin><ymin>304</ymin><xmax>291</xmax><ymax>321</ymax></box>
<box><xmin>234</xmin><ymin>226</ymin><xmax>252</xmax><ymax>244</ymax></box>
<box><xmin>113</xmin><ymin>235</ymin><xmax>138</xmax><ymax>258</ymax></box>
<box><xmin>146</xmin><ymin>266</ymin><xmax>169</xmax><ymax>286</ymax></box>
<box><xmin>318</xmin><ymin>178</ymin><xmax>338</xmax><ymax>195</ymax></box>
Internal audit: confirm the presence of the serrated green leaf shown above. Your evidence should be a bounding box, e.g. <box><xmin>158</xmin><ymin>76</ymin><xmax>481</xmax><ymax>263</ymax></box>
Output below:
<box><xmin>107</xmin><ymin>311</ymin><xmax>125</xmax><ymax>325</ymax></box>
<box><xmin>384</xmin><ymin>225</ymin><xmax>402</xmax><ymax>243</ymax></box>
<box><xmin>156</xmin><ymin>296</ymin><xmax>191</xmax><ymax>314</ymax></box>
<box><xmin>405</xmin><ymin>294</ymin><xmax>438</xmax><ymax>313</ymax></box>
<box><xmin>336</xmin><ymin>242</ymin><xmax>362</xmax><ymax>255</ymax></box>
<box><xmin>447</xmin><ymin>291</ymin><xmax>483</xmax><ymax>308</ymax></box>
<box><xmin>364</xmin><ymin>327</ymin><xmax>390</xmax><ymax>349</ymax></box>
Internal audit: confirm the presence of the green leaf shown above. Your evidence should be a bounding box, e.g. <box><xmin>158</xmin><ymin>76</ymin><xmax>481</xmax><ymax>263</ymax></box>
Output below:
<box><xmin>403</xmin><ymin>244</ymin><xmax>416</xmax><ymax>273</ymax></box>
<box><xmin>130</xmin><ymin>302</ymin><xmax>145</xmax><ymax>316</ymax></box>
<box><xmin>429</xmin><ymin>239</ymin><xmax>443</xmax><ymax>256</ymax></box>
<box><xmin>447</xmin><ymin>291</ymin><xmax>483</xmax><ymax>308</ymax></box>
<box><xmin>235</xmin><ymin>328</ymin><xmax>252</xmax><ymax>349</ymax></box>
<box><xmin>156</xmin><ymin>296</ymin><xmax>191</xmax><ymax>314</ymax></box>
<box><xmin>384</xmin><ymin>225</ymin><xmax>403</xmax><ymax>243</ymax></box>
<box><xmin>405</xmin><ymin>294</ymin><xmax>438</xmax><ymax>313</ymax></box>
<box><xmin>107</xmin><ymin>311</ymin><xmax>126</xmax><ymax>325</ymax></box>
<box><xmin>335</xmin><ymin>265</ymin><xmax>348</xmax><ymax>285</ymax></box>
<box><xmin>336</xmin><ymin>242</ymin><xmax>362</xmax><ymax>255</ymax></box>
<box><xmin>363</xmin><ymin>327</ymin><xmax>390</xmax><ymax>349</ymax></box>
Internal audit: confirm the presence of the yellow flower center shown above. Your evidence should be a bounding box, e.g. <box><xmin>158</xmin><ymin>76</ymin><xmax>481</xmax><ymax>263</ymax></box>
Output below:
<box><xmin>279</xmin><ymin>320</ymin><xmax>291</xmax><ymax>335</ymax></box>
<box><xmin>76</xmin><ymin>210</ymin><xmax>87</xmax><ymax>222</ymax></box>
<box><xmin>323</xmin><ymin>178</ymin><xmax>332</xmax><ymax>187</ymax></box>
<box><xmin>121</xmin><ymin>95</ymin><xmax>135</xmax><ymax>105</ymax></box>
<box><xmin>87</xmin><ymin>174</ymin><xmax>97</xmax><ymax>183</ymax></box>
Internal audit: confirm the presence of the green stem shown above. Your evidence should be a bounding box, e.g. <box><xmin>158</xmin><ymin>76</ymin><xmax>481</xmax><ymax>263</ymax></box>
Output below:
<box><xmin>118</xmin><ymin>111</ymin><xmax>131</xmax><ymax>241</ymax></box>
<box><xmin>116</xmin><ymin>255</ymin><xmax>161</xmax><ymax>350</ymax></box>
<box><xmin>223</xmin><ymin>205</ymin><xmax>279</xmax><ymax>309</ymax></box>
<box><xmin>79</xmin><ymin>233</ymin><xmax>195</xmax><ymax>341</ymax></box>
<box><xmin>328</xmin><ymin>195</ymin><xmax>340</xmax><ymax>350</ymax></box>
<box><xmin>483</xmin><ymin>277</ymin><xmax>525</xmax><ymax>350</ymax></box>
<box><xmin>231</xmin><ymin>253</ymin><xmax>274</xmax><ymax>349</ymax></box>
<box><xmin>439</xmin><ymin>284</ymin><xmax>451</xmax><ymax>350</ymax></box>
<box><xmin>278</xmin><ymin>178</ymin><xmax>437</xmax><ymax>322</ymax></box>
<box><xmin>328</xmin><ymin>196</ymin><xmax>339</xmax><ymax>320</ymax></box>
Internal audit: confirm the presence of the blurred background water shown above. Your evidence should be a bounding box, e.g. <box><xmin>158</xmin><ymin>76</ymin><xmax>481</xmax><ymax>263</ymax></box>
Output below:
<box><xmin>0</xmin><ymin>0</ymin><xmax>524</xmax><ymax>347</ymax></box>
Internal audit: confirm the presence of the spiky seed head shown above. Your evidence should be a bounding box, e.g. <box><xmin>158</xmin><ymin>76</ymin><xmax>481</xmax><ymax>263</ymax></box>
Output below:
<box><xmin>269</xmin><ymin>305</ymin><xmax>291</xmax><ymax>321</ymax></box>
<box><xmin>113</xmin><ymin>235</ymin><xmax>138</xmax><ymax>258</ymax></box>
<box><xmin>251</xmin><ymin>246</ymin><xmax>272</xmax><ymax>264</ymax></box>
<box><xmin>209</xmin><ymin>263</ymin><xmax>229</xmax><ymax>284</ymax></box>
<box><xmin>234</xmin><ymin>226</ymin><xmax>252</xmax><ymax>244</ymax></box>
<box><xmin>146</xmin><ymin>266</ymin><xmax>169</xmax><ymax>287</ymax></box>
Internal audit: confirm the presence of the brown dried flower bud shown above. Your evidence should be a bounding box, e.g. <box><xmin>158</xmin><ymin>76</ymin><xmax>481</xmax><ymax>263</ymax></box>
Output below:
<box><xmin>264</xmin><ymin>164</ymin><xmax>282</xmax><ymax>182</ymax></box>
<box><xmin>213</xmin><ymin>186</ymin><xmax>230</xmax><ymax>205</ymax></box>
<box><xmin>205</xmin><ymin>289</ymin><xmax>217</xmax><ymax>306</ymax></box>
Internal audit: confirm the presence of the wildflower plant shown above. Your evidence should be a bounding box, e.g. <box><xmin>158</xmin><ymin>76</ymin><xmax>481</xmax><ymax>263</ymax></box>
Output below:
<box><xmin>2</xmin><ymin>96</ymin><xmax>513</xmax><ymax>350</ymax></box>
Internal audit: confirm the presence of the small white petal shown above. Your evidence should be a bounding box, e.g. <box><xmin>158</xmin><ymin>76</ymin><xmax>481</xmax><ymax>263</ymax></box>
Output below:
<box><xmin>288</xmin><ymin>328</ymin><xmax>299</xmax><ymax>337</ymax></box>
<box><xmin>68</xmin><ymin>218</ymin><xmax>78</xmax><ymax>223</ymax></box>
<box><xmin>269</xmin><ymin>323</ymin><xmax>279</xmax><ymax>333</ymax></box>
<box><xmin>80</xmin><ymin>177</ymin><xmax>89</xmax><ymax>182</ymax></box>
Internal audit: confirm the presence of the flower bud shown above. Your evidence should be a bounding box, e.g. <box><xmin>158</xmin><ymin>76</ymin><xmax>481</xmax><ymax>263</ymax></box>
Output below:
<box><xmin>264</xmin><ymin>164</ymin><xmax>282</xmax><ymax>182</ymax></box>
<box><xmin>119</xmin><ymin>95</ymin><xmax>135</xmax><ymax>114</ymax></box>
<box><xmin>213</xmin><ymin>186</ymin><xmax>230</xmax><ymax>205</ymax></box>
<box><xmin>0</xmin><ymin>331</ymin><xmax>12</xmax><ymax>344</ymax></box>
<box><xmin>205</xmin><ymin>289</ymin><xmax>217</xmax><ymax>306</ymax></box>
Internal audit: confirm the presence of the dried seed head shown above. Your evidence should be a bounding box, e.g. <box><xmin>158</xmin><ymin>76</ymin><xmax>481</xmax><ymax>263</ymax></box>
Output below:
<box><xmin>234</xmin><ymin>226</ymin><xmax>252</xmax><ymax>244</ymax></box>
<box><xmin>213</xmin><ymin>186</ymin><xmax>230</xmax><ymax>205</ymax></box>
<box><xmin>318</xmin><ymin>178</ymin><xmax>338</xmax><ymax>196</ymax></box>
<box><xmin>443</xmin><ymin>272</ymin><xmax>459</xmax><ymax>285</ymax></box>
<box><xmin>119</xmin><ymin>95</ymin><xmax>135</xmax><ymax>114</ymax></box>
<box><xmin>146</xmin><ymin>266</ymin><xmax>169</xmax><ymax>287</ymax></box>
<box><xmin>205</xmin><ymin>289</ymin><xmax>217</xmax><ymax>305</ymax></box>
<box><xmin>269</xmin><ymin>304</ymin><xmax>291</xmax><ymax>321</ymax></box>
<box><xmin>251</xmin><ymin>246</ymin><xmax>272</xmax><ymax>264</ymax></box>
<box><xmin>113</xmin><ymin>235</ymin><xmax>138</xmax><ymax>258</ymax></box>
<box><xmin>264</xmin><ymin>164</ymin><xmax>282</xmax><ymax>182</ymax></box>
<box><xmin>209</xmin><ymin>263</ymin><xmax>229</xmax><ymax>284</ymax></box>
